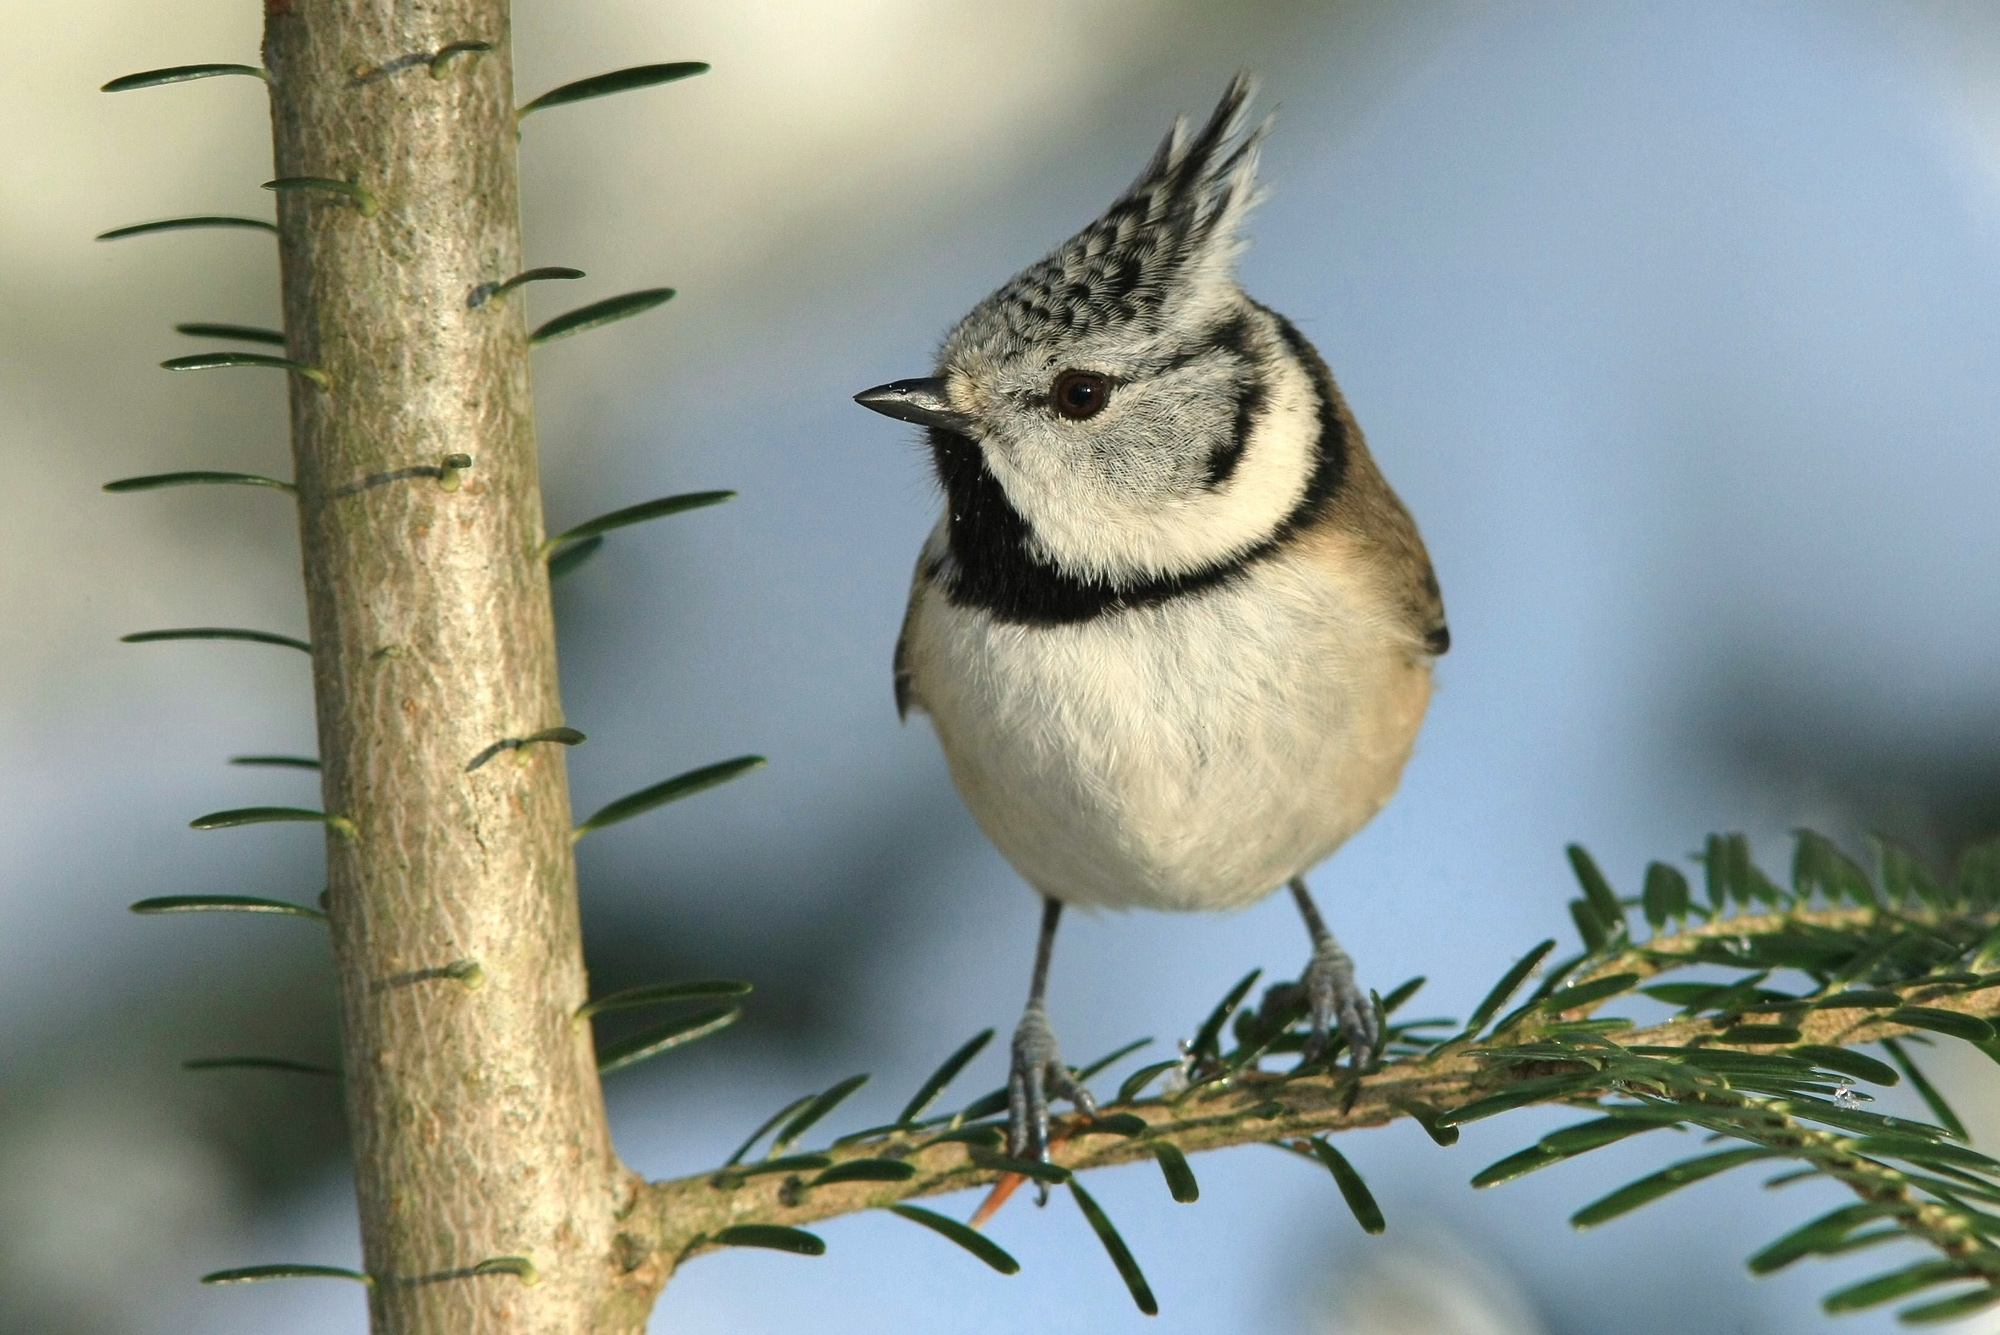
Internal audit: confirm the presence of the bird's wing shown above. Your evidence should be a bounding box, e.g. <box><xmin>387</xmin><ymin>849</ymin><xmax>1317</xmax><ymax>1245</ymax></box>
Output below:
<box><xmin>892</xmin><ymin>561</ymin><xmax>926</xmax><ymax>721</ymax></box>
<box><xmin>894</xmin><ymin>523</ymin><xmax>955</xmax><ymax>719</ymax></box>
<box><xmin>1277</xmin><ymin>319</ymin><xmax>1448</xmax><ymax>658</ymax></box>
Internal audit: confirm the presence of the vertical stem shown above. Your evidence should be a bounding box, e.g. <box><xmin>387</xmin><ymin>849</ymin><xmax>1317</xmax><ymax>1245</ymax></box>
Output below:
<box><xmin>262</xmin><ymin>5</ymin><xmax>649</xmax><ymax>1329</ymax></box>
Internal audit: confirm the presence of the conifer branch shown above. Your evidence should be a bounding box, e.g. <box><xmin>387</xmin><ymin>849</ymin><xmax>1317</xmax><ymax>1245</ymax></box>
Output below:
<box><xmin>632</xmin><ymin>866</ymin><xmax>2000</xmax><ymax>1324</ymax></box>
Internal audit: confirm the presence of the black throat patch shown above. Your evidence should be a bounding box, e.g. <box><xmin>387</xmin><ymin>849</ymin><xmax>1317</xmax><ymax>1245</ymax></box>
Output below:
<box><xmin>927</xmin><ymin>313</ymin><xmax>1348</xmax><ymax>625</ymax></box>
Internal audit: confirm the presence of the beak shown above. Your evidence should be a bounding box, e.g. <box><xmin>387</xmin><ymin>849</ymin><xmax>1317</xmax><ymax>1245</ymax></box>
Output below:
<box><xmin>853</xmin><ymin>377</ymin><xmax>975</xmax><ymax>433</ymax></box>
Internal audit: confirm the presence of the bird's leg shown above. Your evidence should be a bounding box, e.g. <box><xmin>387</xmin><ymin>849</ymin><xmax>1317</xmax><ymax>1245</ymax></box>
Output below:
<box><xmin>1289</xmin><ymin>877</ymin><xmax>1379</xmax><ymax>1072</ymax></box>
<box><xmin>1008</xmin><ymin>896</ymin><xmax>1097</xmax><ymax>1201</ymax></box>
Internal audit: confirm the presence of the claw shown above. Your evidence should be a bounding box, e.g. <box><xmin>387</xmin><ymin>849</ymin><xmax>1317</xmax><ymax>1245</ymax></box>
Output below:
<box><xmin>1008</xmin><ymin>1002</ymin><xmax>1097</xmax><ymax>1202</ymax></box>
<box><xmin>1301</xmin><ymin>936</ymin><xmax>1378</xmax><ymax>1073</ymax></box>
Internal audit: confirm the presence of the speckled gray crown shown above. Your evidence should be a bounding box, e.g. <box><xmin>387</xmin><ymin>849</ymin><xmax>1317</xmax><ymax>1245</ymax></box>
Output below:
<box><xmin>946</xmin><ymin>74</ymin><xmax>1266</xmax><ymax>357</ymax></box>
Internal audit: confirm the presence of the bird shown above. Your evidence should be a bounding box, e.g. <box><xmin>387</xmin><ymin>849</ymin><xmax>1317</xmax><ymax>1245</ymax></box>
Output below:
<box><xmin>853</xmin><ymin>74</ymin><xmax>1446</xmax><ymax>1172</ymax></box>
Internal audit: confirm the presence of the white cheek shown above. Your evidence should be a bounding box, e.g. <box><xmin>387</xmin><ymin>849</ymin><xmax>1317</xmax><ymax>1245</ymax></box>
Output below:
<box><xmin>990</xmin><ymin>347</ymin><xmax>1319</xmax><ymax>584</ymax></box>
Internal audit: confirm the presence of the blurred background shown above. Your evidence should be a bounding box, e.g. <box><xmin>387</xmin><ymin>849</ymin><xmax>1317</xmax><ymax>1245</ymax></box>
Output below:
<box><xmin>5</xmin><ymin>1</ymin><xmax>2000</xmax><ymax>1331</ymax></box>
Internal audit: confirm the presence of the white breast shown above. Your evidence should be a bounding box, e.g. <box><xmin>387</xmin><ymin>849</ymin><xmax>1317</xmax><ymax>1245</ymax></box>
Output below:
<box><xmin>902</xmin><ymin>536</ymin><xmax>1433</xmax><ymax>913</ymax></box>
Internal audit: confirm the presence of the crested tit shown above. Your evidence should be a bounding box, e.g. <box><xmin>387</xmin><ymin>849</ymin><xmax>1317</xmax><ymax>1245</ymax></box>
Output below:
<box><xmin>856</xmin><ymin>75</ymin><xmax>1446</xmax><ymax>1167</ymax></box>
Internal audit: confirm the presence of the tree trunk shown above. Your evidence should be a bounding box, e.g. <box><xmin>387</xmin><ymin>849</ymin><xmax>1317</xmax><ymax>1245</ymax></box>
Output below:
<box><xmin>263</xmin><ymin>4</ymin><xmax>646</xmax><ymax>1329</ymax></box>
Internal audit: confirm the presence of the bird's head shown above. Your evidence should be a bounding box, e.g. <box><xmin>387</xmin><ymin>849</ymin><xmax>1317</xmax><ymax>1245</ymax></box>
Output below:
<box><xmin>857</xmin><ymin>75</ymin><xmax>1334</xmax><ymax>606</ymax></box>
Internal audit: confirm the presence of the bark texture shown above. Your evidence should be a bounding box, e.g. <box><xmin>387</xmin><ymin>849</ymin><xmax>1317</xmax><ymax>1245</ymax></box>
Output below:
<box><xmin>263</xmin><ymin>5</ymin><xmax>646</xmax><ymax>1329</ymax></box>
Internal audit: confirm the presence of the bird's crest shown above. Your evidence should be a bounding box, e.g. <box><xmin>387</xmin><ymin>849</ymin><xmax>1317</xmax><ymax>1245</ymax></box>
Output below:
<box><xmin>948</xmin><ymin>74</ymin><xmax>1267</xmax><ymax>357</ymax></box>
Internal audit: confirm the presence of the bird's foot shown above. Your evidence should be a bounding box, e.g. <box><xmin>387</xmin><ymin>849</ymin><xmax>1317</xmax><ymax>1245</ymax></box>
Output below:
<box><xmin>1227</xmin><ymin>979</ymin><xmax>1307</xmax><ymax>1073</ymax></box>
<box><xmin>1300</xmin><ymin>936</ymin><xmax>1379</xmax><ymax>1074</ymax></box>
<box><xmin>1008</xmin><ymin>1002</ymin><xmax>1097</xmax><ymax>1203</ymax></box>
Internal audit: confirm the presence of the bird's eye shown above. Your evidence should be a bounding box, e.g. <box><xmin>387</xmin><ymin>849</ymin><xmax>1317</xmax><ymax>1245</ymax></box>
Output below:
<box><xmin>1050</xmin><ymin>371</ymin><xmax>1109</xmax><ymax>421</ymax></box>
